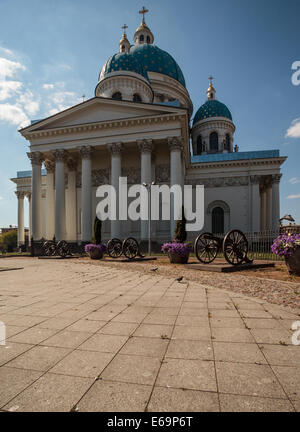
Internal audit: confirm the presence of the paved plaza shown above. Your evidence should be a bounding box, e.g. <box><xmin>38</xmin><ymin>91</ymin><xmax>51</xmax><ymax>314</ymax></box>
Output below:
<box><xmin>0</xmin><ymin>258</ymin><xmax>299</xmax><ymax>412</ymax></box>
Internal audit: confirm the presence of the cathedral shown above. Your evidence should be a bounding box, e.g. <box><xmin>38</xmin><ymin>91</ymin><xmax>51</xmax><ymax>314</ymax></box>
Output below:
<box><xmin>11</xmin><ymin>7</ymin><xmax>286</xmax><ymax>248</ymax></box>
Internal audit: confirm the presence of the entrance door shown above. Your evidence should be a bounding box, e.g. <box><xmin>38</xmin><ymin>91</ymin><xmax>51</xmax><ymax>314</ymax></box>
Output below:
<box><xmin>212</xmin><ymin>206</ymin><xmax>224</xmax><ymax>234</ymax></box>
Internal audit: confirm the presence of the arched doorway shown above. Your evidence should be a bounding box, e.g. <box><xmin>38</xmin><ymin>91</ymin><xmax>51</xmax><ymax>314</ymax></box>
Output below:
<box><xmin>212</xmin><ymin>206</ymin><xmax>224</xmax><ymax>234</ymax></box>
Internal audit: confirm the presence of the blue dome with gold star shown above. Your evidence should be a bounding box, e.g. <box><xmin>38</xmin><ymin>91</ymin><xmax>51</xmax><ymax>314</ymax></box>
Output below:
<box><xmin>100</xmin><ymin>44</ymin><xmax>186</xmax><ymax>87</ymax></box>
<box><xmin>193</xmin><ymin>100</ymin><xmax>232</xmax><ymax>125</ymax></box>
<box><xmin>100</xmin><ymin>51</ymin><xmax>148</xmax><ymax>81</ymax></box>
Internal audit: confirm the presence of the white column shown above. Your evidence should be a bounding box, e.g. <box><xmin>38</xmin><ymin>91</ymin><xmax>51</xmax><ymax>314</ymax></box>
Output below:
<box><xmin>138</xmin><ymin>139</ymin><xmax>153</xmax><ymax>240</ymax></box>
<box><xmin>109</xmin><ymin>143</ymin><xmax>122</xmax><ymax>239</ymax></box>
<box><xmin>260</xmin><ymin>189</ymin><xmax>267</xmax><ymax>232</ymax></box>
<box><xmin>15</xmin><ymin>191</ymin><xmax>25</xmax><ymax>246</ymax></box>
<box><xmin>27</xmin><ymin>152</ymin><xmax>43</xmax><ymax>240</ymax></box>
<box><xmin>250</xmin><ymin>176</ymin><xmax>261</xmax><ymax>232</ymax></box>
<box><xmin>66</xmin><ymin>157</ymin><xmax>77</xmax><ymax>241</ymax></box>
<box><xmin>80</xmin><ymin>146</ymin><xmax>93</xmax><ymax>242</ymax></box>
<box><xmin>266</xmin><ymin>185</ymin><xmax>272</xmax><ymax>231</ymax></box>
<box><xmin>44</xmin><ymin>160</ymin><xmax>55</xmax><ymax>240</ymax></box>
<box><xmin>272</xmin><ymin>174</ymin><xmax>281</xmax><ymax>231</ymax></box>
<box><xmin>168</xmin><ymin>137</ymin><xmax>183</xmax><ymax>239</ymax></box>
<box><xmin>52</xmin><ymin>149</ymin><xmax>67</xmax><ymax>241</ymax></box>
<box><xmin>26</xmin><ymin>192</ymin><xmax>32</xmax><ymax>246</ymax></box>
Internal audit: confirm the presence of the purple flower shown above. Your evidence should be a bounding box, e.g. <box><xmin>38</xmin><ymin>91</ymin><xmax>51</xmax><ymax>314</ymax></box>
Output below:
<box><xmin>161</xmin><ymin>242</ymin><xmax>193</xmax><ymax>257</ymax></box>
<box><xmin>84</xmin><ymin>243</ymin><xmax>107</xmax><ymax>253</ymax></box>
<box><xmin>271</xmin><ymin>234</ymin><xmax>300</xmax><ymax>257</ymax></box>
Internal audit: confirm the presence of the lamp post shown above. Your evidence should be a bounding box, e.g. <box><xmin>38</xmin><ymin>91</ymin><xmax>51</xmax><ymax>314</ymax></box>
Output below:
<box><xmin>143</xmin><ymin>181</ymin><xmax>155</xmax><ymax>256</ymax></box>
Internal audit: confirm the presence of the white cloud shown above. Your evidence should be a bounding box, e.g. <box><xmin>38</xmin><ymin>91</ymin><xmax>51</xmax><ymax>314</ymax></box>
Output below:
<box><xmin>0</xmin><ymin>80</ymin><xmax>22</xmax><ymax>101</ymax></box>
<box><xmin>59</xmin><ymin>63</ymin><xmax>72</xmax><ymax>71</ymax></box>
<box><xmin>0</xmin><ymin>47</ymin><xmax>14</xmax><ymax>57</ymax></box>
<box><xmin>287</xmin><ymin>194</ymin><xmax>300</xmax><ymax>199</ymax></box>
<box><xmin>0</xmin><ymin>57</ymin><xmax>25</xmax><ymax>78</ymax></box>
<box><xmin>289</xmin><ymin>177</ymin><xmax>300</xmax><ymax>184</ymax></box>
<box><xmin>286</xmin><ymin>118</ymin><xmax>300</xmax><ymax>138</ymax></box>
<box><xmin>0</xmin><ymin>196</ymin><xmax>3</xmax><ymax>200</ymax></box>
<box><xmin>17</xmin><ymin>90</ymin><xmax>40</xmax><ymax>116</ymax></box>
<box><xmin>43</xmin><ymin>83</ymin><xmax>54</xmax><ymax>90</ymax></box>
<box><xmin>47</xmin><ymin>90</ymin><xmax>81</xmax><ymax>115</ymax></box>
<box><xmin>0</xmin><ymin>103</ymin><xmax>29</xmax><ymax>127</ymax></box>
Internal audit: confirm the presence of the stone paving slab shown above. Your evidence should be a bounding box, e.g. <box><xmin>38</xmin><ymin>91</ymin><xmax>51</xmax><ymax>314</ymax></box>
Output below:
<box><xmin>0</xmin><ymin>257</ymin><xmax>299</xmax><ymax>412</ymax></box>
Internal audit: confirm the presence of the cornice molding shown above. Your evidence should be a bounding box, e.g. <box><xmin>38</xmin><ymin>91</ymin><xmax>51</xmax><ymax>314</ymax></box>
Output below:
<box><xmin>21</xmin><ymin>113</ymin><xmax>187</xmax><ymax>141</ymax></box>
<box><xmin>188</xmin><ymin>156</ymin><xmax>287</xmax><ymax>170</ymax></box>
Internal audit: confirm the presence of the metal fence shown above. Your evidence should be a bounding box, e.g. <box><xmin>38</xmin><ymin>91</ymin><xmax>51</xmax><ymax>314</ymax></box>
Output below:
<box><xmin>212</xmin><ymin>230</ymin><xmax>297</xmax><ymax>262</ymax></box>
<box><xmin>246</xmin><ymin>230</ymin><xmax>281</xmax><ymax>261</ymax></box>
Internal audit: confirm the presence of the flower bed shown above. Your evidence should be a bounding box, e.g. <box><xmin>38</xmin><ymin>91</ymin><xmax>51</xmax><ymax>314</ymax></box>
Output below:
<box><xmin>161</xmin><ymin>242</ymin><xmax>193</xmax><ymax>264</ymax></box>
<box><xmin>84</xmin><ymin>243</ymin><xmax>107</xmax><ymax>260</ymax></box>
<box><xmin>272</xmin><ymin>233</ymin><xmax>300</xmax><ymax>275</ymax></box>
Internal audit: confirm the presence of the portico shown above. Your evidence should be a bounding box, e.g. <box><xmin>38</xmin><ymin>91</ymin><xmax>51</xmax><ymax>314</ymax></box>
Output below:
<box><xmin>14</xmin><ymin>99</ymin><xmax>187</xmax><ymax>245</ymax></box>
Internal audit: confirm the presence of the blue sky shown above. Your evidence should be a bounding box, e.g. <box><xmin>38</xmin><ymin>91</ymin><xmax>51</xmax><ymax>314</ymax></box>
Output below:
<box><xmin>0</xmin><ymin>0</ymin><xmax>299</xmax><ymax>227</ymax></box>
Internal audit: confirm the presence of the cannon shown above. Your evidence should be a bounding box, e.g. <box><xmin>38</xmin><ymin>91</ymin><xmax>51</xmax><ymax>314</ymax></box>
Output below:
<box><xmin>194</xmin><ymin>229</ymin><xmax>253</xmax><ymax>266</ymax></box>
<box><xmin>107</xmin><ymin>237</ymin><xmax>144</xmax><ymax>260</ymax></box>
<box><xmin>43</xmin><ymin>240</ymin><xmax>72</xmax><ymax>258</ymax></box>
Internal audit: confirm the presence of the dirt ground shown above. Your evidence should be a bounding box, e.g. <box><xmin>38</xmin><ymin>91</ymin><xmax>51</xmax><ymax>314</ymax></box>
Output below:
<box><xmin>77</xmin><ymin>256</ymin><xmax>300</xmax><ymax>310</ymax></box>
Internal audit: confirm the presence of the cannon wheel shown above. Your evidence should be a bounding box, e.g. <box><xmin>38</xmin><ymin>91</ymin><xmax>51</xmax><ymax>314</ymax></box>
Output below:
<box><xmin>123</xmin><ymin>237</ymin><xmax>139</xmax><ymax>260</ymax></box>
<box><xmin>194</xmin><ymin>232</ymin><xmax>219</xmax><ymax>264</ymax></box>
<box><xmin>107</xmin><ymin>238</ymin><xmax>123</xmax><ymax>258</ymax></box>
<box><xmin>43</xmin><ymin>241</ymin><xmax>56</xmax><ymax>256</ymax></box>
<box><xmin>223</xmin><ymin>229</ymin><xmax>248</xmax><ymax>266</ymax></box>
<box><xmin>57</xmin><ymin>240</ymin><xmax>70</xmax><ymax>258</ymax></box>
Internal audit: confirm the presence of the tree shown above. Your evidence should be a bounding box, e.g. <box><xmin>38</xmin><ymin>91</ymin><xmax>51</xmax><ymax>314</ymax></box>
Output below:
<box><xmin>92</xmin><ymin>216</ymin><xmax>102</xmax><ymax>244</ymax></box>
<box><xmin>0</xmin><ymin>230</ymin><xmax>17</xmax><ymax>252</ymax></box>
<box><xmin>174</xmin><ymin>208</ymin><xmax>187</xmax><ymax>243</ymax></box>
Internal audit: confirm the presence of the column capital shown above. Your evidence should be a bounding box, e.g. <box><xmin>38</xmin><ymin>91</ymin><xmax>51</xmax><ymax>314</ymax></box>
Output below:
<box><xmin>15</xmin><ymin>191</ymin><xmax>25</xmax><ymax>199</ymax></box>
<box><xmin>66</xmin><ymin>157</ymin><xmax>77</xmax><ymax>171</ymax></box>
<box><xmin>79</xmin><ymin>146</ymin><xmax>93</xmax><ymax>159</ymax></box>
<box><xmin>44</xmin><ymin>159</ymin><xmax>55</xmax><ymax>173</ymax></box>
<box><xmin>27</xmin><ymin>151</ymin><xmax>44</xmax><ymax>166</ymax></box>
<box><xmin>168</xmin><ymin>137</ymin><xmax>182</xmax><ymax>152</ymax></box>
<box><xmin>272</xmin><ymin>173</ymin><xmax>282</xmax><ymax>184</ymax></box>
<box><xmin>108</xmin><ymin>142</ymin><xmax>123</xmax><ymax>156</ymax></box>
<box><xmin>51</xmin><ymin>149</ymin><xmax>68</xmax><ymax>162</ymax></box>
<box><xmin>25</xmin><ymin>192</ymin><xmax>32</xmax><ymax>200</ymax></box>
<box><xmin>250</xmin><ymin>175</ymin><xmax>261</xmax><ymax>184</ymax></box>
<box><xmin>138</xmin><ymin>139</ymin><xmax>153</xmax><ymax>154</ymax></box>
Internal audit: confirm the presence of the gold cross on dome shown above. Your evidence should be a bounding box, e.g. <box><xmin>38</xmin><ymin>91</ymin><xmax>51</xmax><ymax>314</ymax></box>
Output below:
<box><xmin>209</xmin><ymin>75</ymin><xmax>214</xmax><ymax>84</ymax></box>
<box><xmin>139</xmin><ymin>6</ymin><xmax>149</xmax><ymax>23</ymax></box>
<box><xmin>122</xmin><ymin>24</ymin><xmax>128</xmax><ymax>34</ymax></box>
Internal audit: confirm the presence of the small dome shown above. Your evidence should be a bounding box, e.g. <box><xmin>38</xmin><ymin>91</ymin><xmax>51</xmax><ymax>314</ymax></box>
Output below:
<box><xmin>99</xmin><ymin>44</ymin><xmax>186</xmax><ymax>88</ymax></box>
<box><xmin>193</xmin><ymin>99</ymin><xmax>232</xmax><ymax>125</ymax></box>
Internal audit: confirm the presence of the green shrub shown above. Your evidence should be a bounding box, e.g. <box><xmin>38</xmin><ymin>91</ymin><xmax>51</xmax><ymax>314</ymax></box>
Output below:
<box><xmin>0</xmin><ymin>230</ymin><xmax>17</xmax><ymax>252</ymax></box>
<box><xmin>92</xmin><ymin>216</ymin><xmax>102</xmax><ymax>245</ymax></box>
<box><xmin>174</xmin><ymin>208</ymin><xmax>187</xmax><ymax>243</ymax></box>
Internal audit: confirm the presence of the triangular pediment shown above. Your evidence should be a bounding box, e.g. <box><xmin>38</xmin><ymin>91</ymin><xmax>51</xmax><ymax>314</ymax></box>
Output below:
<box><xmin>21</xmin><ymin>97</ymin><xmax>186</xmax><ymax>133</ymax></box>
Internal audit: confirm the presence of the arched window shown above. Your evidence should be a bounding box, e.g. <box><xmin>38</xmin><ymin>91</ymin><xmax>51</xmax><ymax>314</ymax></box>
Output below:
<box><xmin>225</xmin><ymin>133</ymin><xmax>231</xmax><ymax>151</ymax></box>
<box><xmin>209</xmin><ymin>132</ymin><xmax>218</xmax><ymax>152</ymax></box>
<box><xmin>112</xmin><ymin>92</ymin><xmax>122</xmax><ymax>101</ymax></box>
<box><xmin>146</xmin><ymin>35</ymin><xmax>150</xmax><ymax>44</ymax></box>
<box><xmin>139</xmin><ymin>34</ymin><xmax>144</xmax><ymax>42</ymax></box>
<box><xmin>212</xmin><ymin>207</ymin><xmax>224</xmax><ymax>234</ymax></box>
<box><xmin>133</xmin><ymin>93</ymin><xmax>142</xmax><ymax>103</ymax></box>
<box><xmin>121</xmin><ymin>45</ymin><xmax>125</xmax><ymax>52</ymax></box>
<box><xmin>196</xmin><ymin>135</ymin><xmax>203</xmax><ymax>155</ymax></box>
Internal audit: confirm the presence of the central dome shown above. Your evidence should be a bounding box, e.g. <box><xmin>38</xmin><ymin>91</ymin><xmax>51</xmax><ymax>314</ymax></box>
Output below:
<box><xmin>100</xmin><ymin>44</ymin><xmax>186</xmax><ymax>88</ymax></box>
